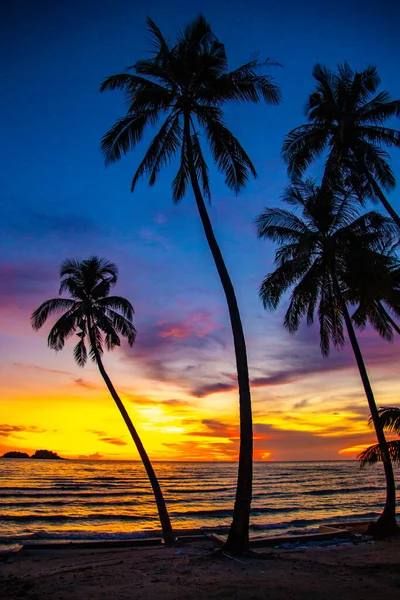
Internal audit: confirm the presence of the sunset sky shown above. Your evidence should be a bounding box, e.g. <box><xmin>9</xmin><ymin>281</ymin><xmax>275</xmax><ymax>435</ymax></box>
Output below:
<box><xmin>1</xmin><ymin>0</ymin><xmax>399</xmax><ymax>462</ymax></box>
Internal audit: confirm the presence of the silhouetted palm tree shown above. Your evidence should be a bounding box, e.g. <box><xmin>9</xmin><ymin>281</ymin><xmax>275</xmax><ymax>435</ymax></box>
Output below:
<box><xmin>100</xmin><ymin>15</ymin><xmax>281</xmax><ymax>555</ymax></box>
<box><xmin>256</xmin><ymin>179</ymin><xmax>399</xmax><ymax>535</ymax></box>
<box><xmin>359</xmin><ymin>407</ymin><xmax>400</xmax><ymax>467</ymax></box>
<box><xmin>282</xmin><ymin>63</ymin><xmax>400</xmax><ymax>227</ymax></box>
<box><xmin>31</xmin><ymin>256</ymin><xmax>175</xmax><ymax>545</ymax></box>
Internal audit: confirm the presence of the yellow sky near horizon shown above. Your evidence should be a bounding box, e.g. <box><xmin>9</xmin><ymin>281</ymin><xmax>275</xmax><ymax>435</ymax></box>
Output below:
<box><xmin>2</xmin><ymin>343</ymin><xmax>396</xmax><ymax>462</ymax></box>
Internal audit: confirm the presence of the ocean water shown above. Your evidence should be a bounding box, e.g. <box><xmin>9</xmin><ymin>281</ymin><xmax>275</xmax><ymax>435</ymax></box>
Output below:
<box><xmin>0</xmin><ymin>459</ymin><xmax>397</xmax><ymax>543</ymax></box>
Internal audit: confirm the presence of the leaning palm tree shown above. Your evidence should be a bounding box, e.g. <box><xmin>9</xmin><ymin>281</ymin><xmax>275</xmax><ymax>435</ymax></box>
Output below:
<box><xmin>100</xmin><ymin>15</ymin><xmax>281</xmax><ymax>555</ymax></box>
<box><xmin>282</xmin><ymin>63</ymin><xmax>400</xmax><ymax>227</ymax></box>
<box><xmin>359</xmin><ymin>407</ymin><xmax>400</xmax><ymax>467</ymax></box>
<box><xmin>256</xmin><ymin>179</ymin><xmax>399</xmax><ymax>535</ymax></box>
<box><xmin>31</xmin><ymin>256</ymin><xmax>175</xmax><ymax>545</ymax></box>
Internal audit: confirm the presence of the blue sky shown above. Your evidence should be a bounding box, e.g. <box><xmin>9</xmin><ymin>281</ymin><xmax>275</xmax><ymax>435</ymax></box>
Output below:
<box><xmin>1</xmin><ymin>0</ymin><xmax>400</xmax><ymax>461</ymax></box>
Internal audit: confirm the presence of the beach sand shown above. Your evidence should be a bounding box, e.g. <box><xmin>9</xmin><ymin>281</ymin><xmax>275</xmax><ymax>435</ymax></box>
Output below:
<box><xmin>1</xmin><ymin>537</ymin><xmax>399</xmax><ymax>599</ymax></box>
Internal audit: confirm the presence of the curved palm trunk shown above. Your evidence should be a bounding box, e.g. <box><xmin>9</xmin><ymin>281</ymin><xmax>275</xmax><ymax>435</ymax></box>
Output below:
<box><xmin>88</xmin><ymin>326</ymin><xmax>175</xmax><ymax>545</ymax></box>
<box><xmin>184</xmin><ymin>115</ymin><xmax>253</xmax><ymax>555</ymax></box>
<box><xmin>362</xmin><ymin>169</ymin><xmax>400</xmax><ymax>230</ymax></box>
<box><xmin>334</xmin><ymin>279</ymin><xmax>398</xmax><ymax>535</ymax></box>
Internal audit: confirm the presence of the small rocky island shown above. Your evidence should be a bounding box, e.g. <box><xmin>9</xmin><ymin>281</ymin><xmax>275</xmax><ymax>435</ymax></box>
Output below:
<box><xmin>2</xmin><ymin>449</ymin><xmax>64</xmax><ymax>459</ymax></box>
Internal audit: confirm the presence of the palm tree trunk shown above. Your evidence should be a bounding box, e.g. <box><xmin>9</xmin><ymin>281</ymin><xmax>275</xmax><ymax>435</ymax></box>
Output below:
<box><xmin>88</xmin><ymin>325</ymin><xmax>175</xmax><ymax>545</ymax></box>
<box><xmin>183</xmin><ymin>115</ymin><xmax>253</xmax><ymax>556</ymax></box>
<box><xmin>362</xmin><ymin>169</ymin><xmax>400</xmax><ymax>229</ymax></box>
<box><xmin>333</xmin><ymin>277</ymin><xmax>398</xmax><ymax>534</ymax></box>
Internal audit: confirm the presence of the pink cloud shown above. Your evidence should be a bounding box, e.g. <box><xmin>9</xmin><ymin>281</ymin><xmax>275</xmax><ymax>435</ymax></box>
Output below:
<box><xmin>157</xmin><ymin>311</ymin><xmax>220</xmax><ymax>339</ymax></box>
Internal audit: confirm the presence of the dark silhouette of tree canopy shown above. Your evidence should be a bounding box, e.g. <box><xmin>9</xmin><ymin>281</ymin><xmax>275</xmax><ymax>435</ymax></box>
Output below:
<box><xmin>100</xmin><ymin>14</ymin><xmax>281</xmax><ymax>555</ymax></box>
<box><xmin>342</xmin><ymin>242</ymin><xmax>400</xmax><ymax>339</ymax></box>
<box><xmin>282</xmin><ymin>63</ymin><xmax>400</xmax><ymax>227</ymax></box>
<box><xmin>256</xmin><ymin>179</ymin><xmax>399</xmax><ymax>535</ymax></box>
<box><xmin>359</xmin><ymin>407</ymin><xmax>400</xmax><ymax>468</ymax></box>
<box><xmin>31</xmin><ymin>256</ymin><xmax>175</xmax><ymax>545</ymax></box>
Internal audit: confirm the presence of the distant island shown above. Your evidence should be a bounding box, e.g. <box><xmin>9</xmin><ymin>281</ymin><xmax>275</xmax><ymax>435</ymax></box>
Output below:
<box><xmin>2</xmin><ymin>449</ymin><xmax>64</xmax><ymax>460</ymax></box>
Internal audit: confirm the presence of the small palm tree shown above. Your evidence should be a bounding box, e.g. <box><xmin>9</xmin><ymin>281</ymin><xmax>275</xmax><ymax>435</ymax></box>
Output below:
<box><xmin>256</xmin><ymin>179</ymin><xmax>399</xmax><ymax>535</ymax></box>
<box><xmin>359</xmin><ymin>407</ymin><xmax>400</xmax><ymax>467</ymax></box>
<box><xmin>282</xmin><ymin>63</ymin><xmax>400</xmax><ymax>227</ymax></box>
<box><xmin>100</xmin><ymin>15</ymin><xmax>281</xmax><ymax>555</ymax></box>
<box><xmin>31</xmin><ymin>256</ymin><xmax>175</xmax><ymax>545</ymax></box>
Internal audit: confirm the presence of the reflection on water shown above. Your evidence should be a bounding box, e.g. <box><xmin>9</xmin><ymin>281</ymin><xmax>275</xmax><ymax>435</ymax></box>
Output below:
<box><xmin>0</xmin><ymin>459</ymin><xmax>397</xmax><ymax>541</ymax></box>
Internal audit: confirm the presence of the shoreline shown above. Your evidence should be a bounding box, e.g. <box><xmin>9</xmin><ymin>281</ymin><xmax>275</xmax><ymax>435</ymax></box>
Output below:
<box><xmin>1</xmin><ymin>534</ymin><xmax>399</xmax><ymax>599</ymax></box>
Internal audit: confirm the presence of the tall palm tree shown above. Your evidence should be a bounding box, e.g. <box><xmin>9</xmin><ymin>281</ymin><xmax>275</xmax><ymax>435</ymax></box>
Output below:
<box><xmin>282</xmin><ymin>63</ymin><xmax>400</xmax><ymax>227</ymax></box>
<box><xmin>31</xmin><ymin>256</ymin><xmax>175</xmax><ymax>545</ymax></box>
<box><xmin>256</xmin><ymin>179</ymin><xmax>399</xmax><ymax>535</ymax></box>
<box><xmin>359</xmin><ymin>407</ymin><xmax>400</xmax><ymax>467</ymax></box>
<box><xmin>100</xmin><ymin>15</ymin><xmax>281</xmax><ymax>555</ymax></box>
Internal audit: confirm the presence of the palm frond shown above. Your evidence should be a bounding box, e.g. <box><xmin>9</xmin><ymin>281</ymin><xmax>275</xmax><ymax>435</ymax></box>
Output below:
<box><xmin>146</xmin><ymin>16</ymin><xmax>171</xmax><ymax>54</ymax></box>
<box><xmin>209</xmin><ymin>58</ymin><xmax>281</xmax><ymax>105</ymax></box>
<box><xmin>358</xmin><ymin>440</ymin><xmax>400</xmax><ymax>467</ymax></box>
<box><xmin>284</xmin><ymin>259</ymin><xmax>323</xmax><ymax>332</ymax></box>
<box><xmin>103</xmin><ymin>309</ymin><xmax>137</xmax><ymax>346</ymax></box>
<box><xmin>378</xmin><ymin>407</ymin><xmax>400</xmax><ymax>434</ymax></box>
<box><xmin>131</xmin><ymin>114</ymin><xmax>181</xmax><ymax>191</ymax></box>
<box><xmin>101</xmin><ymin>110</ymin><xmax>160</xmax><ymax>166</ymax></box>
<box><xmin>97</xmin><ymin>296</ymin><xmax>135</xmax><ymax>321</ymax></box>
<box><xmin>282</xmin><ymin>125</ymin><xmax>328</xmax><ymax>176</ymax></box>
<box><xmin>358</xmin><ymin>125</ymin><xmax>400</xmax><ymax>148</ymax></box>
<box><xmin>31</xmin><ymin>298</ymin><xmax>77</xmax><ymax>331</ymax></box>
<box><xmin>47</xmin><ymin>306</ymin><xmax>81</xmax><ymax>351</ymax></box>
<box><xmin>197</xmin><ymin>108</ymin><xmax>256</xmax><ymax>192</ymax></box>
<box><xmin>256</xmin><ymin>207</ymin><xmax>310</xmax><ymax>242</ymax></box>
<box><xmin>73</xmin><ymin>336</ymin><xmax>88</xmax><ymax>367</ymax></box>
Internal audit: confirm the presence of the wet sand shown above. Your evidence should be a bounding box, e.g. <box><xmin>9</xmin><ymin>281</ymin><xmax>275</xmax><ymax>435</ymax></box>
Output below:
<box><xmin>1</xmin><ymin>537</ymin><xmax>399</xmax><ymax>599</ymax></box>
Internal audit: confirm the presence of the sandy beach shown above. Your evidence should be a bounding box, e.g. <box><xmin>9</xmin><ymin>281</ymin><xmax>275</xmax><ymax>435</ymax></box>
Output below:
<box><xmin>1</xmin><ymin>537</ymin><xmax>400</xmax><ymax>600</ymax></box>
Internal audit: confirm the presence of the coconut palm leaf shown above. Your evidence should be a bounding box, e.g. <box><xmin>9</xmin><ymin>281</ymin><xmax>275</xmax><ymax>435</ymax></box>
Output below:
<box><xmin>375</xmin><ymin>407</ymin><xmax>400</xmax><ymax>435</ymax></box>
<box><xmin>358</xmin><ymin>441</ymin><xmax>400</xmax><ymax>467</ymax></box>
<box><xmin>31</xmin><ymin>298</ymin><xmax>77</xmax><ymax>331</ymax></box>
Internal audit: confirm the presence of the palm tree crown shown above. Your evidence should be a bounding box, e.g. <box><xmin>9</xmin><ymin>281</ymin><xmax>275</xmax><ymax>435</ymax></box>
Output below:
<box><xmin>342</xmin><ymin>242</ymin><xmax>400</xmax><ymax>340</ymax></box>
<box><xmin>31</xmin><ymin>256</ymin><xmax>136</xmax><ymax>364</ymax></box>
<box><xmin>256</xmin><ymin>178</ymin><xmax>397</xmax><ymax>355</ymax></box>
<box><xmin>100</xmin><ymin>15</ymin><xmax>281</xmax><ymax>198</ymax></box>
<box><xmin>282</xmin><ymin>63</ymin><xmax>400</xmax><ymax>224</ymax></box>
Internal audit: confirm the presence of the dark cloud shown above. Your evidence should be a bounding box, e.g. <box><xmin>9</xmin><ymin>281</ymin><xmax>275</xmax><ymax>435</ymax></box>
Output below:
<box><xmin>87</xmin><ymin>429</ymin><xmax>127</xmax><ymax>446</ymax></box>
<box><xmin>2</xmin><ymin>204</ymin><xmax>97</xmax><ymax>239</ymax></box>
<box><xmin>292</xmin><ymin>399</ymin><xmax>309</xmax><ymax>409</ymax></box>
<box><xmin>99</xmin><ymin>437</ymin><xmax>127</xmax><ymax>446</ymax></box>
<box><xmin>189</xmin><ymin>320</ymin><xmax>399</xmax><ymax>398</ymax></box>
<box><xmin>162</xmin><ymin>399</ymin><xmax>188</xmax><ymax>407</ymax></box>
<box><xmin>74</xmin><ymin>378</ymin><xmax>97</xmax><ymax>390</ymax></box>
<box><xmin>124</xmin><ymin>394</ymin><xmax>189</xmax><ymax>409</ymax></box>
<box><xmin>0</xmin><ymin>424</ymin><xmax>49</xmax><ymax>438</ymax></box>
<box><xmin>192</xmin><ymin>382</ymin><xmax>234</xmax><ymax>397</ymax></box>
<box><xmin>166</xmin><ymin>417</ymin><xmax>380</xmax><ymax>461</ymax></box>
<box><xmin>121</xmin><ymin>312</ymin><xmax>230</xmax><ymax>393</ymax></box>
<box><xmin>12</xmin><ymin>363</ymin><xmax>72</xmax><ymax>377</ymax></box>
<box><xmin>0</xmin><ymin>262</ymin><xmax>57</xmax><ymax>305</ymax></box>
<box><xmin>78</xmin><ymin>452</ymin><xmax>104</xmax><ymax>460</ymax></box>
